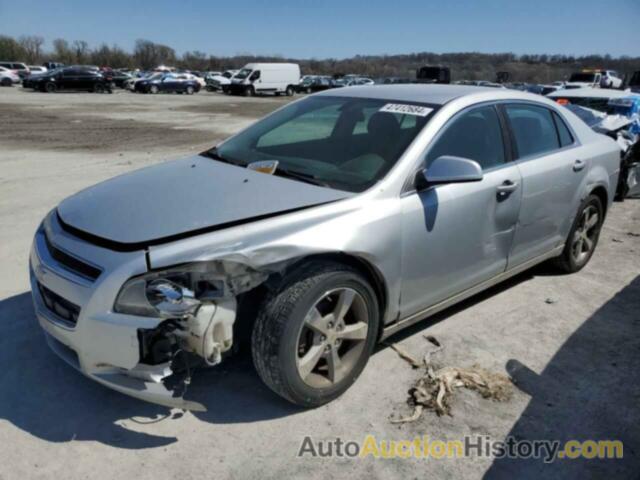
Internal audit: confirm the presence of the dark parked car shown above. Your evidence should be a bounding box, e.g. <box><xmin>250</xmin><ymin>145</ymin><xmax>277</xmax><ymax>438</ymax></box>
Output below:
<box><xmin>134</xmin><ymin>73</ymin><xmax>201</xmax><ymax>94</ymax></box>
<box><xmin>22</xmin><ymin>67</ymin><xmax>63</xmax><ymax>89</ymax></box>
<box><xmin>30</xmin><ymin>67</ymin><xmax>113</xmax><ymax>93</ymax></box>
<box><xmin>104</xmin><ymin>70</ymin><xmax>132</xmax><ymax>88</ymax></box>
<box><xmin>295</xmin><ymin>75</ymin><xmax>336</xmax><ymax>93</ymax></box>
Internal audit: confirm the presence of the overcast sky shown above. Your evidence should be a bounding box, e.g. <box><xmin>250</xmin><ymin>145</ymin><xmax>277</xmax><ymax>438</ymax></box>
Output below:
<box><xmin>1</xmin><ymin>0</ymin><xmax>638</xmax><ymax>58</ymax></box>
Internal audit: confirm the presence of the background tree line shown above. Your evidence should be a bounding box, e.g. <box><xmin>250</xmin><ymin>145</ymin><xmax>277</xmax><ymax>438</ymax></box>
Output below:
<box><xmin>1</xmin><ymin>34</ymin><xmax>639</xmax><ymax>83</ymax></box>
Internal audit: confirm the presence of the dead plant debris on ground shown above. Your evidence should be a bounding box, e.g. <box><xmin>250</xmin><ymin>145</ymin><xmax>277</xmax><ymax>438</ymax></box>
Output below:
<box><xmin>388</xmin><ymin>336</ymin><xmax>513</xmax><ymax>423</ymax></box>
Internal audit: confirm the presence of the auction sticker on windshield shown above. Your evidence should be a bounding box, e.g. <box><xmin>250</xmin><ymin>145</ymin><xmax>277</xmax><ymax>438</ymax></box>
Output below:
<box><xmin>380</xmin><ymin>103</ymin><xmax>433</xmax><ymax>117</ymax></box>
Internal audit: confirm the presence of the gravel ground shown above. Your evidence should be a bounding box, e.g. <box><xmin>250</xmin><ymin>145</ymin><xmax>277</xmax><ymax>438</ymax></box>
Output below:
<box><xmin>0</xmin><ymin>86</ymin><xmax>638</xmax><ymax>480</ymax></box>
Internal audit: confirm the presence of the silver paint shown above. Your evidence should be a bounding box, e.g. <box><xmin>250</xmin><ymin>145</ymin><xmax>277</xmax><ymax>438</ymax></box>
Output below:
<box><xmin>30</xmin><ymin>85</ymin><xmax>621</xmax><ymax>409</ymax></box>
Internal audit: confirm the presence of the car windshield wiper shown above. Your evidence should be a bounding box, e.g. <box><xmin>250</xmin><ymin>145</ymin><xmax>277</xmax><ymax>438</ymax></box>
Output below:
<box><xmin>199</xmin><ymin>148</ymin><xmax>245</xmax><ymax>167</ymax></box>
<box><xmin>274</xmin><ymin>168</ymin><xmax>331</xmax><ymax>188</ymax></box>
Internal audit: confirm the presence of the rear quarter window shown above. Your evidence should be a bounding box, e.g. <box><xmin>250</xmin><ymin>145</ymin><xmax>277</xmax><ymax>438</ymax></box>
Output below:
<box><xmin>553</xmin><ymin>112</ymin><xmax>574</xmax><ymax>147</ymax></box>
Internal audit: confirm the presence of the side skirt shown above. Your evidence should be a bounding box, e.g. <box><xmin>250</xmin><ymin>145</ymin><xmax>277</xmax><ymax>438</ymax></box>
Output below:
<box><xmin>380</xmin><ymin>245</ymin><xmax>564</xmax><ymax>340</ymax></box>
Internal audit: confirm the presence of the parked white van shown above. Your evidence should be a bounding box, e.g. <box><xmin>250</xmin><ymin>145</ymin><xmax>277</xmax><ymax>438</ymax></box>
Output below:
<box><xmin>228</xmin><ymin>63</ymin><xmax>300</xmax><ymax>96</ymax></box>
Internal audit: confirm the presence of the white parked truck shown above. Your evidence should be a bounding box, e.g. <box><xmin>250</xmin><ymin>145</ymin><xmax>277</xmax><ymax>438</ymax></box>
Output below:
<box><xmin>566</xmin><ymin>69</ymin><xmax>623</xmax><ymax>89</ymax></box>
<box><xmin>228</xmin><ymin>63</ymin><xmax>300</xmax><ymax>96</ymax></box>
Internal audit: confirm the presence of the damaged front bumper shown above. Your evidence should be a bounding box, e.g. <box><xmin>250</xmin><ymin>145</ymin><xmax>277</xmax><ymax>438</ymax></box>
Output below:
<box><xmin>29</xmin><ymin>215</ymin><xmax>245</xmax><ymax>411</ymax></box>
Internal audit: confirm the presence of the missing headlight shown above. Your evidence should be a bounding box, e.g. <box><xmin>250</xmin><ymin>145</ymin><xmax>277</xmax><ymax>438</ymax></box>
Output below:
<box><xmin>114</xmin><ymin>260</ymin><xmax>261</xmax><ymax>318</ymax></box>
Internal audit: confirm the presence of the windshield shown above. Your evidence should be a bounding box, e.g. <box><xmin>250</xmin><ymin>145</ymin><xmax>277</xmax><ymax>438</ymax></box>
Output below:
<box><xmin>234</xmin><ymin>68</ymin><xmax>252</xmax><ymax>80</ymax></box>
<box><xmin>209</xmin><ymin>96</ymin><xmax>436</xmax><ymax>192</ymax></box>
<box><xmin>569</xmin><ymin>73</ymin><xmax>596</xmax><ymax>83</ymax></box>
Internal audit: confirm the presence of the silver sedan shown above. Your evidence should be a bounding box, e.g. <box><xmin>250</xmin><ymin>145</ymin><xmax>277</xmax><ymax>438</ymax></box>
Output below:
<box><xmin>30</xmin><ymin>85</ymin><xmax>620</xmax><ymax>410</ymax></box>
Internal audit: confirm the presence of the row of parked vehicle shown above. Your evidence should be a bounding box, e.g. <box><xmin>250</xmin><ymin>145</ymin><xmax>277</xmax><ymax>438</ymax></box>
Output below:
<box><xmin>3</xmin><ymin>61</ymin><xmax>640</xmax><ymax>102</ymax></box>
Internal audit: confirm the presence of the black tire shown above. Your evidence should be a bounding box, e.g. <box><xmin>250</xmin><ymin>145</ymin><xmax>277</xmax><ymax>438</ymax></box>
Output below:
<box><xmin>553</xmin><ymin>194</ymin><xmax>604</xmax><ymax>273</ymax></box>
<box><xmin>244</xmin><ymin>86</ymin><xmax>254</xmax><ymax>97</ymax></box>
<box><xmin>252</xmin><ymin>261</ymin><xmax>379</xmax><ymax>407</ymax></box>
<box><xmin>149</xmin><ymin>85</ymin><xmax>159</xmax><ymax>94</ymax></box>
<box><xmin>286</xmin><ymin>85</ymin><xmax>295</xmax><ymax>96</ymax></box>
<box><xmin>1</xmin><ymin>78</ymin><xmax>11</xmax><ymax>87</ymax></box>
<box><xmin>306</xmin><ymin>87</ymin><xmax>312</xmax><ymax>94</ymax></box>
<box><xmin>186</xmin><ymin>85</ymin><xmax>195</xmax><ymax>95</ymax></box>
<box><xmin>94</xmin><ymin>83</ymin><xmax>105</xmax><ymax>94</ymax></box>
<box><xmin>44</xmin><ymin>82</ymin><xmax>56</xmax><ymax>93</ymax></box>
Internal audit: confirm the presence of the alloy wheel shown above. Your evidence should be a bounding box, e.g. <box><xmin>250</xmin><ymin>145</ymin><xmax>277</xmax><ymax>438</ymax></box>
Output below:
<box><xmin>295</xmin><ymin>288</ymin><xmax>369</xmax><ymax>388</ymax></box>
<box><xmin>571</xmin><ymin>204</ymin><xmax>600</xmax><ymax>265</ymax></box>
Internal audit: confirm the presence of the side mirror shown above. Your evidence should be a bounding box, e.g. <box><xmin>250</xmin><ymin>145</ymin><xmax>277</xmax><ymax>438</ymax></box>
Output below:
<box><xmin>416</xmin><ymin>155</ymin><xmax>483</xmax><ymax>190</ymax></box>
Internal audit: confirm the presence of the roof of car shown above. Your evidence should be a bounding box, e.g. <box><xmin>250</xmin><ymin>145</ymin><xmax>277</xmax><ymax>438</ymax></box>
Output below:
<box><xmin>315</xmin><ymin>84</ymin><xmax>509</xmax><ymax>105</ymax></box>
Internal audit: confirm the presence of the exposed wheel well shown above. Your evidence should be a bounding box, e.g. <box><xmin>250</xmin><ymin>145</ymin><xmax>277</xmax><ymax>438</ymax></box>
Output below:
<box><xmin>589</xmin><ymin>186</ymin><xmax>608</xmax><ymax>217</ymax></box>
<box><xmin>293</xmin><ymin>253</ymin><xmax>388</xmax><ymax>319</ymax></box>
<box><xmin>233</xmin><ymin>253</ymin><xmax>389</xmax><ymax>347</ymax></box>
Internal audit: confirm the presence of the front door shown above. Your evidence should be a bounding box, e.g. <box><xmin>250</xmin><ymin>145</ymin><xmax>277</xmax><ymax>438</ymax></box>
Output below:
<box><xmin>399</xmin><ymin>104</ymin><xmax>522</xmax><ymax>317</ymax></box>
<box><xmin>60</xmin><ymin>69</ymin><xmax>80</xmax><ymax>90</ymax></box>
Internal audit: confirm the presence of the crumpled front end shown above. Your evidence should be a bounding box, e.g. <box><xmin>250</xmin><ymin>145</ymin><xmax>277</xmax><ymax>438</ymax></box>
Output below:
<box><xmin>29</xmin><ymin>211</ymin><xmax>272</xmax><ymax>411</ymax></box>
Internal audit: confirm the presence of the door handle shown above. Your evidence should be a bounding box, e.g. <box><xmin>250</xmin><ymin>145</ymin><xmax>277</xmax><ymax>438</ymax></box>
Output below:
<box><xmin>573</xmin><ymin>159</ymin><xmax>586</xmax><ymax>172</ymax></box>
<box><xmin>496</xmin><ymin>180</ymin><xmax>519</xmax><ymax>196</ymax></box>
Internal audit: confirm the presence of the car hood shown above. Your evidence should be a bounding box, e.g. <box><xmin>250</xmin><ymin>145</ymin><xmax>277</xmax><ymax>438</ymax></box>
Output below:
<box><xmin>56</xmin><ymin>155</ymin><xmax>353</xmax><ymax>249</ymax></box>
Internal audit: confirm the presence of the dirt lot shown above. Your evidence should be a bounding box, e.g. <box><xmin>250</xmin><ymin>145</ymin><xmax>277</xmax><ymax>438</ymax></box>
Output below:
<box><xmin>0</xmin><ymin>86</ymin><xmax>639</xmax><ymax>479</ymax></box>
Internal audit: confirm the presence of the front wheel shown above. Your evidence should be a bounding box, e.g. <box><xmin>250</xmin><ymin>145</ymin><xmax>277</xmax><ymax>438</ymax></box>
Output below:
<box><xmin>44</xmin><ymin>82</ymin><xmax>56</xmax><ymax>93</ymax></box>
<box><xmin>554</xmin><ymin>194</ymin><xmax>604</xmax><ymax>273</ymax></box>
<box><xmin>149</xmin><ymin>85</ymin><xmax>159</xmax><ymax>94</ymax></box>
<box><xmin>94</xmin><ymin>83</ymin><xmax>105</xmax><ymax>94</ymax></box>
<box><xmin>186</xmin><ymin>85</ymin><xmax>195</xmax><ymax>95</ymax></box>
<box><xmin>244</xmin><ymin>86</ymin><xmax>254</xmax><ymax>97</ymax></box>
<box><xmin>252</xmin><ymin>261</ymin><xmax>379</xmax><ymax>407</ymax></box>
<box><xmin>286</xmin><ymin>85</ymin><xmax>295</xmax><ymax>96</ymax></box>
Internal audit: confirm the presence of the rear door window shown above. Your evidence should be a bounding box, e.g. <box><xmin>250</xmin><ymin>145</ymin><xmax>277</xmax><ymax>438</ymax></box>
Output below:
<box><xmin>504</xmin><ymin>104</ymin><xmax>560</xmax><ymax>159</ymax></box>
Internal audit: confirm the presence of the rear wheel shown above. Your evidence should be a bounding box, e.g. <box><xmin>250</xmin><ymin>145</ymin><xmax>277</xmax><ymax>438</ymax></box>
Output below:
<box><xmin>554</xmin><ymin>194</ymin><xmax>604</xmax><ymax>273</ymax></box>
<box><xmin>94</xmin><ymin>83</ymin><xmax>105</xmax><ymax>94</ymax></box>
<box><xmin>149</xmin><ymin>85</ymin><xmax>159</xmax><ymax>94</ymax></box>
<box><xmin>44</xmin><ymin>82</ymin><xmax>56</xmax><ymax>93</ymax></box>
<box><xmin>186</xmin><ymin>85</ymin><xmax>195</xmax><ymax>95</ymax></box>
<box><xmin>252</xmin><ymin>261</ymin><xmax>379</xmax><ymax>407</ymax></box>
<box><xmin>1</xmin><ymin>78</ymin><xmax>11</xmax><ymax>87</ymax></box>
<box><xmin>286</xmin><ymin>85</ymin><xmax>295</xmax><ymax>96</ymax></box>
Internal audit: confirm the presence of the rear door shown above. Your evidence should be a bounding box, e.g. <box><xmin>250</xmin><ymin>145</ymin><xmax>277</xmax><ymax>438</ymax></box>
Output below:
<box><xmin>399</xmin><ymin>104</ymin><xmax>522</xmax><ymax>317</ymax></box>
<box><xmin>160</xmin><ymin>74</ymin><xmax>176</xmax><ymax>91</ymax></box>
<box><xmin>502</xmin><ymin>103</ymin><xmax>586</xmax><ymax>267</ymax></box>
<box><xmin>76</xmin><ymin>69</ymin><xmax>94</xmax><ymax>90</ymax></box>
<box><xmin>60</xmin><ymin>68</ymin><xmax>80</xmax><ymax>89</ymax></box>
